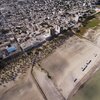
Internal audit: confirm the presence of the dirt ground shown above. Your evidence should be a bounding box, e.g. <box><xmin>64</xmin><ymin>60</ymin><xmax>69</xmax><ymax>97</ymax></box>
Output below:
<box><xmin>0</xmin><ymin>35</ymin><xmax>100</xmax><ymax>100</ymax></box>
<box><xmin>84</xmin><ymin>28</ymin><xmax>100</xmax><ymax>47</ymax></box>
<box><xmin>39</xmin><ymin>35</ymin><xmax>100</xmax><ymax>99</ymax></box>
<box><xmin>0</xmin><ymin>68</ymin><xmax>45</xmax><ymax>100</ymax></box>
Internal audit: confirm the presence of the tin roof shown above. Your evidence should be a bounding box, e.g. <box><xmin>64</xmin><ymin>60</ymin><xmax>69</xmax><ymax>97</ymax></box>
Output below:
<box><xmin>6</xmin><ymin>46</ymin><xmax>16</xmax><ymax>53</ymax></box>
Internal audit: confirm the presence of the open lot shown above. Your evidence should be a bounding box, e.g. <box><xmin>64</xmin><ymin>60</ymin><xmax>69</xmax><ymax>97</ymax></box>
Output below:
<box><xmin>39</xmin><ymin>35</ymin><xmax>100</xmax><ymax>99</ymax></box>
<box><xmin>71</xmin><ymin>69</ymin><xmax>100</xmax><ymax>100</ymax></box>
<box><xmin>0</xmin><ymin>71</ymin><xmax>45</xmax><ymax>100</ymax></box>
<box><xmin>71</xmin><ymin>13</ymin><xmax>100</xmax><ymax>100</ymax></box>
<box><xmin>83</xmin><ymin>28</ymin><xmax>100</xmax><ymax>47</ymax></box>
<box><xmin>1</xmin><ymin>35</ymin><xmax>100</xmax><ymax>100</ymax></box>
<box><xmin>0</xmin><ymin>36</ymin><xmax>100</xmax><ymax>100</ymax></box>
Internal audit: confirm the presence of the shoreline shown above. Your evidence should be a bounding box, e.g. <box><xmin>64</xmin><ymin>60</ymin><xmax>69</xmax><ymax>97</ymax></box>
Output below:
<box><xmin>68</xmin><ymin>60</ymin><xmax>100</xmax><ymax>100</ymax></box>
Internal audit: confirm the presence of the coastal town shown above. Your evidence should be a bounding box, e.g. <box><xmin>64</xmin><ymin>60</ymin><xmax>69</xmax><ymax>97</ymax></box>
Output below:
<box><xmin>0</xmin><ymin>0</ymin><xmax>98</xmax><ymax>60</ymax></box>
<box><xmin>0</xmin><ymin>0</ymin><xmax>100</xmax><ymax>100</ymax></box>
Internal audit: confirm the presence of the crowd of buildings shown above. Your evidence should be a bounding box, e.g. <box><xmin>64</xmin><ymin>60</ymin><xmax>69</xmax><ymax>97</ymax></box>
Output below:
<box><xmin>0</xmin><ymin>0</ymin><xmax>98</xmax><ymax>60</ymax></box>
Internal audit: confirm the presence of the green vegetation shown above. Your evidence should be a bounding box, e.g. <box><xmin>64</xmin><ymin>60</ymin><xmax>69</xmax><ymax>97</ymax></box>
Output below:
<box><xmin>71</xmin><ymin>12</ymin><xmax>100</xmax><ymax>100</ymax></box>
<box><xmin>86</xmin><ymin>12</ymin><xmax>100</xmax><ymax>28</ymax></box>
<box><xmin>71</xmin><ymin>70</ymin><xmax>100</xmax><ymax>100</ymax></box>
<box><xmin>86</xmin><ymin>18</ymin><xmax>100</xmax><ymax>28</ymax></box>
<box><xmin>76</xmin><ymin>13</ymin><xmax>100</xmax><ymax>36</ymax></box>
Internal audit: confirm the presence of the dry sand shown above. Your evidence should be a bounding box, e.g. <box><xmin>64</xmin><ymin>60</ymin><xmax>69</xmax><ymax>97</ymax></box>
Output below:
<box><xmin>1</xmin><ymin>35</ymin><xmax>100</xmax><ymax>100</ymax></box>
<box><xmin>39</xmin><ymin>35</ymin><xmax>100</xmax><ymax>99</ymax></box>
<box><xmin>0</xmin><ymin>69</ymin><xmax>45</xmax><ymax>100</ymax></box>
<box><xmin>84</xmin><ymin>28</ymin><xmax>100</xmax><ymax>47</ymax></box>
<box><xmin>33</xmin><ymin>66</ymin><xmax>64</xmax><ymax>100</ymax></box>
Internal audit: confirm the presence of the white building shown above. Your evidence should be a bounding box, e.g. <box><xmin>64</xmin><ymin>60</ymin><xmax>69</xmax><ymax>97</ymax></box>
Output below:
<box><xmin>55</xmin><ymin>25</ymin><xmax>61</xmax><ymax>35</ymax></box>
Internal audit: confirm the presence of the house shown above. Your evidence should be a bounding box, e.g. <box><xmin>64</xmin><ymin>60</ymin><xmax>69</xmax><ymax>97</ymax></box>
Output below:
<box><xmin>6</xmin><ymin>46</ymin><xmax>17</xmax><ymax>54</ymax></box>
